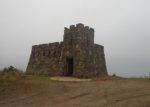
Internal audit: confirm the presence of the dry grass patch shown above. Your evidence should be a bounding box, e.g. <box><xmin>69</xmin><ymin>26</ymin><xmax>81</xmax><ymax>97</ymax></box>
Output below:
<box><xmin>50</xmin><ymin>76</ymin><xmax>92</xmax><ymax>82</ymax></box>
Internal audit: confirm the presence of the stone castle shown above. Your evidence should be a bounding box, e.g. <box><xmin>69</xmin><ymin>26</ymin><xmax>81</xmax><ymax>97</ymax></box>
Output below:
<box><xmin>26</xmin><ymin>23</ymin><xmax>107</xmax><ymax>78</ymax></box>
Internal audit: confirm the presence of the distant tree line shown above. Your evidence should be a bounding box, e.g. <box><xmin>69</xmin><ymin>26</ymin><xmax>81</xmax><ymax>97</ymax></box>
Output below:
<box><xmin>2</xmin><ymin>66</ymin><xmax>22</xmax><ymax>72</ymax></box>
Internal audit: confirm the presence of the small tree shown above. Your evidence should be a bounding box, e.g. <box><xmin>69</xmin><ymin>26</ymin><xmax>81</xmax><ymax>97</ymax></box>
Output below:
<box><xmin>3</xmin><ymin>66</ymin><xmax>18</xmax><ymax>72</ymax></box>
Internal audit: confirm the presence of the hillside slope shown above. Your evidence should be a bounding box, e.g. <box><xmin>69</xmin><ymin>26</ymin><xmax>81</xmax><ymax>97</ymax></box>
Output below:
<box><xmin>0</xmin><ymin>76</ymin><xmax>150</xmax><ymax>107</ymax></box>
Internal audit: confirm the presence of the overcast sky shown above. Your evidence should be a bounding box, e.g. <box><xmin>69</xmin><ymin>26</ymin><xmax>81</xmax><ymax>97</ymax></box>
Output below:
<box><xmin>0</xmin><ymin>0</ymin><xmax>150</xmax><ymax>77</ymax></box>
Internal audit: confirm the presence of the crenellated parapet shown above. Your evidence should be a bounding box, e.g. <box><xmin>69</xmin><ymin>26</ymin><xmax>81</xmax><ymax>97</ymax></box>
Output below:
<box><xmin>30</xmin><ymin>42</ymin><xmax>62</xmax><ymax>59</ymax></box>
<box><xmin>64</xmin><ymin>23</ymin><xmax>94</xmax><ymax>35</ymax></box>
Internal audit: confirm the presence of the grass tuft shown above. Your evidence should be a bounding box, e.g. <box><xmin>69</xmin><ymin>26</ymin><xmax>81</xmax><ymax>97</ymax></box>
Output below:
<box><xmin>0</xmin><ymin>71</ymin><xmax>26</xmax><ymax>84</ymax></box>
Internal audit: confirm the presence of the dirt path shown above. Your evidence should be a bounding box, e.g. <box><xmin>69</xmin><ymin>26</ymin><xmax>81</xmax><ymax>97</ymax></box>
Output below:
<box><xmin>0</xmin><ymin>77</ymin><xmax>150</xmax><ymax>107</ymax></box>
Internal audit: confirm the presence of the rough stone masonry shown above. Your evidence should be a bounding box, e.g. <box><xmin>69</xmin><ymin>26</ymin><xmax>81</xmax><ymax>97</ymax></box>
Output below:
<box><xmin>26</xmin><ymin>23</ymin><xmax>108</xmax><ymax>78</ymax></box>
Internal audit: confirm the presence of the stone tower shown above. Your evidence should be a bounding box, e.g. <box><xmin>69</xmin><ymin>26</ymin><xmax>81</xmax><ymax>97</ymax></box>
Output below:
<box><xmin>26</xmin><ymin>23</ymin><xmax>107</xmax><ymax>78</ymax></box>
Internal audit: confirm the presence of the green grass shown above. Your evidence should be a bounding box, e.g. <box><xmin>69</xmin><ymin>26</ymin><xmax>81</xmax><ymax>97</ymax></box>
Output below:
<box><xmin>0</xmin><ymin>71</ymin><xmax>27</xmax><ymax>94</ymax></box>
<box><xmin>0</xmin><ymin>71</ymin><xmax>27</xmax><ymax>84</ymax></box>
<box><xmin>25</xmin><ymin>72</ymin><xmax>50</xmax><ymax>77</ymax></box>
<box><xmin>141</xmin><ymin>75</ymin><xmax>150</xmax><ymax>81</ymax></box>
<box><xmin>146</xmin><ymin>76</ymin><xmax>150</xmax><ymax>81</ymax></box>
<box><xmin>133</xmin><ymin>76</ymin><xmax>150</xmax><ymax>82</ymax></box>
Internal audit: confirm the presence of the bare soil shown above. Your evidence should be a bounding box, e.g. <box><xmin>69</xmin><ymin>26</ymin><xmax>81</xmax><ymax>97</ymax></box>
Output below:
<box><xmin>50</xmin><ymin>76</ymin><xmax>92</xmax><ymax>82</ymax></box>
<box><xmin>0</xmin><ymin>76</ymin><xmax>150</xmax><ymax>107</ymax></box>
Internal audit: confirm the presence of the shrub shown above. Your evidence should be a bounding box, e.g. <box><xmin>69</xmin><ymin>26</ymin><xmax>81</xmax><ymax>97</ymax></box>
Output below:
<box><xmin>2</xmin><ymin>65</ymin><xmax>24</xmax><ymax>73</ymax></box>
<box><xmin>112</xmin><ymin>73</ymin><xmax>116</xmax><ymax>77</ymax></box>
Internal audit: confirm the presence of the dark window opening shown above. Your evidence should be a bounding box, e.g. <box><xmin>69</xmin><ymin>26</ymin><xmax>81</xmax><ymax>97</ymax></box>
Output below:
<box><xmin>43</xmin><ymin>52</ymin><xmax>45</xmax><ymax>56</ymax></box>
<box><xmin>65</xmin><ymin>58</ymin><xmax>73</xmax><ymax>76</ymax></box>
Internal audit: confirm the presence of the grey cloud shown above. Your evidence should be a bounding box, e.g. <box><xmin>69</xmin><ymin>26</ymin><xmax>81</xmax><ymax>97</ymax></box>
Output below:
<box><xmin>0</xmin><ymin>0</ymin><xmax>150</xmax><ymax>77</ymax></box>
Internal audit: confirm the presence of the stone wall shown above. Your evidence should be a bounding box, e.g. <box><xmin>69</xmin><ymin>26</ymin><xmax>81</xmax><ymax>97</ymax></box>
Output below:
<box><xmin>26</xmin><ymin>23</ymin><xmax>108</xmax><ymax>78</ymax></box>
<box><xmin>26</xmin><ymin>42</ymin><xmax>63</xmax><ymax>75</ymax></box>
<box><xmin>94</xmin><ymin>44</ymin><xmax>107</xmax><ymax>76</ymax></box>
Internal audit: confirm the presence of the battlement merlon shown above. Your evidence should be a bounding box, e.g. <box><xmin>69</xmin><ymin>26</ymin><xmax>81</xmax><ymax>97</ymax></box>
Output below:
<box><xmin>64</xmin><ymin>23</ymin><xmax>94</xmax><ymax>35</ymax></box>
<box><xmin>31</xmin><ymin>42</ymin><xmax>62</xmax><ymax>52</ymax></box>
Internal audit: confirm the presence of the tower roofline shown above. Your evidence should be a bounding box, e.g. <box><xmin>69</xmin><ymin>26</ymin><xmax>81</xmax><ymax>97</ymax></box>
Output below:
<box><xmin>64</xmin><ymin>23</ymin><xmax>94</xmax><ymax>35</ymax></box>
